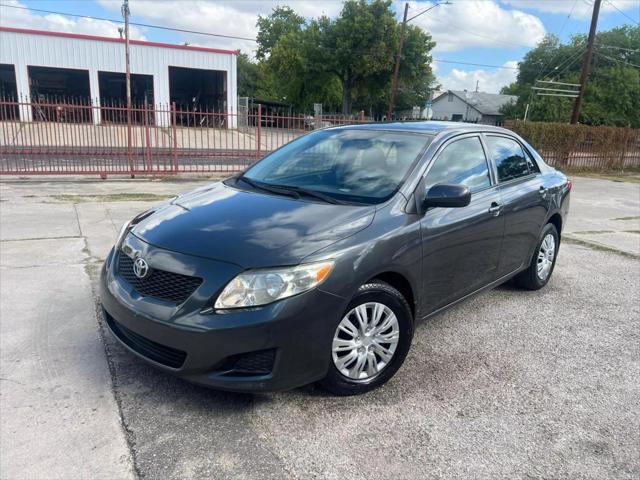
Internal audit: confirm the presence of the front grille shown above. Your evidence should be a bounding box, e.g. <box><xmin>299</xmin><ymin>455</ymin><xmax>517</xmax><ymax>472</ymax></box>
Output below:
<box><xmin>220</xmin><ymin>349</ymin><xmax>276</xmax><ymax>376</ymax></box>
<box><xmin>105</xmin><ymin>311</ymin><xmax>187</xmax><ymax>368</ymax></box>
<box><xmin>117</xmin><ymin>252</ymin><xmax>202</xmax><ymax>304</ymax></box>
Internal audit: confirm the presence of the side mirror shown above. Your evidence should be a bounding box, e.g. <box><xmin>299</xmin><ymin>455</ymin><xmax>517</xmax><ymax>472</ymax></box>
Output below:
<box><xmin>422</xmin><ymin>183</ymin><xmax>471</xmax><ymax>209</ymax></box>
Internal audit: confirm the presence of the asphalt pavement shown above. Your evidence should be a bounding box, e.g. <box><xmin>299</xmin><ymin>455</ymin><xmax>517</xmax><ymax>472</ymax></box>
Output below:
<box><xmin>0</xmin><ymin>175</ymin><xmax>638</xmax><ymax>479</ymax></box>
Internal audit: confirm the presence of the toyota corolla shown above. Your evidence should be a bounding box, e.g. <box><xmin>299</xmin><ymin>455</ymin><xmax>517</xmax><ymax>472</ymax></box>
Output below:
<box><xmin>100</xmin><ymin>121</ymin><xmax>570</xmax><ymax>395</ymax></box>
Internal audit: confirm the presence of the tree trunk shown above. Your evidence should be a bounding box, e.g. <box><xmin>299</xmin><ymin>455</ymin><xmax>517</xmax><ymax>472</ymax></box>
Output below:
<box><xmin>342</xmin><ymin>73</ymin><xmax>351</xmax><ymax>115</ymax></box>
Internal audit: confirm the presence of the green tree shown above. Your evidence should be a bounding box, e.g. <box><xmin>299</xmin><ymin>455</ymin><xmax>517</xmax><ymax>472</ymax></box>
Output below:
<box><xmin>501</xmin><ymin>26</ymin><xmax>640</xmax><ymax>127</ymax></box>
<box><xmin>267</xmin><ymin>17</ymin><xmax>342</xmax><ymax>110</ymax></box>
<box><xmin>237</xmin><ymin>52</ymin><xmax>259</xmax><ymax>97</ymax></box>
<box><xmin>328</xmin><ymin>0</ymin><xmax>398</xmax><ymax>114</ymax></box>
<box><xmin>255</xmin><ymin>6</ymin><xmax>305</xmax><ymax>61</ymax></box>
<box><xmin>349</xmin><ymin>24</ymin><xmax>435</xmax><ymax>116</ymax></box>
<box><xmin>256</xmin><ymin>0</ymin><xmax>436</xmax><ymax>115</ymax></box>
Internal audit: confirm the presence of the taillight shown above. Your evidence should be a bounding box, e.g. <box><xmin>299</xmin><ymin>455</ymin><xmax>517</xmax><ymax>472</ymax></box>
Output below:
<box><xmin>567</xmin><ymin>179</ymin><xmax>573</xmax><ymax>192</ymax></box>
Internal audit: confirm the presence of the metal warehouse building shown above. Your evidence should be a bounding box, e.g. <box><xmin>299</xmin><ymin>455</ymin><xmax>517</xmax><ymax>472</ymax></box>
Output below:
<box><xmin>0</xmin><ymin>26</ymin><xmax>238</xmax><ymax>126</ymax></box>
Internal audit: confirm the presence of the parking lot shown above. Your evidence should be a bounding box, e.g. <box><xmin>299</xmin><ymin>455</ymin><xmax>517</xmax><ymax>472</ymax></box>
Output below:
<box><xmin>1</xmin><ymin>175</ymin><xmax>638</xmax><ymax>479</ymax></box>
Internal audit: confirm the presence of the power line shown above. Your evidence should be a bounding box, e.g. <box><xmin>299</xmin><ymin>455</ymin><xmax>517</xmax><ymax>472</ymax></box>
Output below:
<box><xmin>541</xmin><ymin>45</ymin><xmax>584</xmax><ymax>79</ymax></box>
<box><xmin>0</xmin><ymin>3</ymin><xmax>257</xmax><ymax>41</ymax></box>
<box><xmin>525</xmin><ymin>0</ymin><xmax>580</xmax><ymax>120</ymax></box>
<box><xmin>546</xmin><ymin>46</ymin><xmax>588</xmax><ymax>78</ymax></box>
<box><xmin>595</xmin><ymin>51</ymin><xmax>640</xmax><ymax>68</ymax></box>
<box><xmin>433</xmin><ymin>59</ymin><xmax>519</xmax><ymax>70</ymax></box>
<box><xmin>596</xmin><ymin>43</ymin><xmax>640</xmax><ymax>52</ymax></box>
<box><xmin>536</xmin><ymin>45</ymin><xmax>586</xmax><ymax>80</ymax></box>
<box><xmin>535</xmin><ymin>0</ymin><xmax>580</xmax><ymax>79</ymax></box>
<box><xmin>558</xmin><ymin>0</ymin><xmax>580</xmax><ymax>38</ymax></box>
<box><xmin>426</xmin><ymin>15</ymin><xmax>534</xmax><ymax>49</ymax></box>
<box><xmin>604</xmin><ymin>0</ymin><xmax>640</xmax><ymax>25</ymax></box>
<box><xmin>553</xmin><ymin>47</ymin><xmax>588</xmax><ymax>77</ymax></box>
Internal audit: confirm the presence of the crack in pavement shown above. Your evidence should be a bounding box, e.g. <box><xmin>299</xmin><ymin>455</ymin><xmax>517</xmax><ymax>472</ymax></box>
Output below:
<box><xmin>91</xmin><ymin>293</ymin><xmax>144</xmax><ymax>480</ymax></box>
<box><xmin>563</xmin><ymin>235</ymin><xmax>640</xmax><ymax>259</ymax></box>
<box><xmin>0</xmin><ymin>235</ymin><xmax>83</xmax><ymax>242</ymax></box>
<box><xmin>79</xmin><ymin>232</ymin><xmax>142</xmax><ymax>479</ymax></box>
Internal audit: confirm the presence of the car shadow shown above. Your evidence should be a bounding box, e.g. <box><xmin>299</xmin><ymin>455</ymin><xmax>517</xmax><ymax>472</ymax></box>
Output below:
<box><xmin>95</xmin><ymin>311</ymin><xmax>256</xmax><ymax>405</ymax></box>
<box><xmin>95</xmin><ymin>278</ymin><xmax>528</xmax><ymax>407</ymax></box>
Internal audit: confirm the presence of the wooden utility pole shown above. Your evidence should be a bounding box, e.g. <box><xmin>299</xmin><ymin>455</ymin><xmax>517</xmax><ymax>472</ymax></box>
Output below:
<box><xmin>387</xmin><ymin>1</ymin><xmax>450</xmax><ymax>120</ymax></box>
<box><xmin>388</xmin><ymin>2</ymin><xmax>409</xmax><ymax>120</ymax></box>
<box><xmin>571</xmin><ymin>0</ymin><xmax>601</xmax><ymax>124</ymax></box>
<box><xmin>122</xmin><ymin>0</ymin><xmax>133</xmax><ymax>175</ymax></box>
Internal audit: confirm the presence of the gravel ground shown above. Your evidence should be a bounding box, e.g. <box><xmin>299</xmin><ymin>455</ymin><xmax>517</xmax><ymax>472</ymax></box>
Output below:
<box><xmin>99</xmin><ymin>237</ymin><xmax>640</xmax><ymax>480</ymax></box>
<box><xmin>1</xmin><ymin>176</ymin><xmax>639</xmax><ymax>479</ymax></box>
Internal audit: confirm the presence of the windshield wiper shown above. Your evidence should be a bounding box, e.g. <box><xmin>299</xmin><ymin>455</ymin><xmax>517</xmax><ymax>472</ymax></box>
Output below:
<box><xmin>238</xmin><ymin>175</ymin><xmax>346</xmax><ymax>205</ymax></box>
<box><xmin>270</xmin><ymin>184</ymin><xmax>347</xmax><ymax>205</ymax></box>
<box><xmin>237</xmin><ymin>175</ymin><xmax>300</xmax><ymax>199</ymax></box>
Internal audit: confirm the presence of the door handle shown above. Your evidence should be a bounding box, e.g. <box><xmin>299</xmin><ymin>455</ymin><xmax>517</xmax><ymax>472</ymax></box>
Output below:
<box><xmin>488</xmin><ymin>202</ymin><xmax>502</xmax><ymax>216</ymax></box>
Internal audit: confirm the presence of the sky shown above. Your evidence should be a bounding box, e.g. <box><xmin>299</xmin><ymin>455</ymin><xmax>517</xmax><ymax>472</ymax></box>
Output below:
<box><xmin>0</xmin><ymin>0</ymin><xmax>638</xmax><ymax>94</ymax></box>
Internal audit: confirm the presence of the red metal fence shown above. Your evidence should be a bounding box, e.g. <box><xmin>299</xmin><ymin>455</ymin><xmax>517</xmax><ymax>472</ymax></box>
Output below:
<box><xmin>0</xmin><ymin>97</ymin><xmax>366</xmax><ymax>175</ymax></box>
<box><xmin>1</xmin><ymin>97</ymin><xmax>639</xmax><ymax>176</ymax></box>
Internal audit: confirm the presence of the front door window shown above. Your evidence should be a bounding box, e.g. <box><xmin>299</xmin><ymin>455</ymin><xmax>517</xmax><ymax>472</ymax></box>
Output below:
<box><xmin>425</xmin><ymin>136</ymin><xmax>491</xmax><ymax>193</ymax></box>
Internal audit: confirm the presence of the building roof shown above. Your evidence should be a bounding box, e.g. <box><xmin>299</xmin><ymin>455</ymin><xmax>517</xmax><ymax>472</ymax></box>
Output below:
<box><xmin>438</xmin><ymin>90</ymin><xmax>517</xmax><ymax>116</ymax></box>
<box><xmin>0</xmin><ymin>26</ymin><xmax>238</xmax><ymax>55</ymax></box>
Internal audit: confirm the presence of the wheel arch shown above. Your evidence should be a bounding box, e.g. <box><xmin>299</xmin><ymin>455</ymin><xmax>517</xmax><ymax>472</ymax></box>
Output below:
<box><xmin>366</xmin><ymin>271</ymin><xmax>416</xmax><ymax>319</ymax></box>
<box><xmin>548</xmin><ymin>212</ymin><xmax>563</xmax><ymax>236</ymax></box>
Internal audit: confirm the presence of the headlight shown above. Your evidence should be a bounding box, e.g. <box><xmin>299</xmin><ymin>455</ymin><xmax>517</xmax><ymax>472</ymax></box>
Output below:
<box><xmin>215</xmin><ymin>261</ymin><xmax>334</xmax><ymax>309</ymax></box>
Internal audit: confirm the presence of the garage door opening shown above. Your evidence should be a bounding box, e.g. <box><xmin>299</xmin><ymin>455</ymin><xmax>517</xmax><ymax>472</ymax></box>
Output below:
<box><xmin>169</xmin><ymin>66</ymin><xmax>226</xmax><ymax>127</ymax></box>
<box><xmin>0</xmin><ymin>64</ymin><xmax>18</xmax><ymax>120</ymax></box>
<box><xmin>28</xmin><ymin>66</ymin><xmax>92</xmax><ymax>123</ymax></box>
<box><xmin>98</xmin><ymin>71</ymin><xmax>154</xmax><ymax>124</ymax></box>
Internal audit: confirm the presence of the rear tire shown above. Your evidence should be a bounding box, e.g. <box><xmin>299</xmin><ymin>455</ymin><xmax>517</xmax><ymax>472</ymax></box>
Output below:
<box><xmin>319</xmin><ymin>281</ymin><xmax>413</xmax><ymax>396</ymax></box>
<box><xmin>514</xmin><ymin>223</ymin><xmax>559</xmax><ymax>290</ymax></box>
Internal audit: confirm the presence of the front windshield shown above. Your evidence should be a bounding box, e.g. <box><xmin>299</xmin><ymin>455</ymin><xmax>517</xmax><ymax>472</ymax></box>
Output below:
<box><xmin>241</xmin><ymin>128</ymin><xmax>432</xmax><ymax>204</ymax></box>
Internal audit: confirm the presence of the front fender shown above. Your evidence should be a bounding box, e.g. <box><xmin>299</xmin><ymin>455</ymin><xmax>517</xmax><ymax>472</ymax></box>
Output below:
<box><xmin>306</xmin><ymin>201</ymin><xmax>422</xmax><ymax>316</ymax></box>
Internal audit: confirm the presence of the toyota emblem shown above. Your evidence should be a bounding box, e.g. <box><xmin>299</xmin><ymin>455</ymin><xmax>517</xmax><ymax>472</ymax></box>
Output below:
<box><xmin>133</xmin><ymin>257</ymin><xmax>149</xmax><ymax>279</ymax></box>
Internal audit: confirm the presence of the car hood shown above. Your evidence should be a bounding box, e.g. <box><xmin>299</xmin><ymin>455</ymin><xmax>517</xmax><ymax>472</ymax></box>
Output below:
<box><xmin>131</xmin><ymin>182</ymin><xmax>375</xmax><ymax>268</ymax></box>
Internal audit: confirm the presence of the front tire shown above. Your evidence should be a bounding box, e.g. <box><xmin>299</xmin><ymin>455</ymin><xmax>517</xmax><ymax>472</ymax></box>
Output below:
<box><xmin>514</xmin><ymin>223</ymin><xmax>559</xmax><ymax>290</ymax></box>
<box><xmin>319</xmin><ymin>281</ymin><xmax>413</xmax><ymax>396</ymax></box>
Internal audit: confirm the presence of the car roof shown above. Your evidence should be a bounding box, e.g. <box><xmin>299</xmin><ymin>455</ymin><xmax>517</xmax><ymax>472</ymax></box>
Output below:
<box><xmin>330</xmin><ymin>120</ymin><xmax>513</xmax><ymax>135</ymax></box>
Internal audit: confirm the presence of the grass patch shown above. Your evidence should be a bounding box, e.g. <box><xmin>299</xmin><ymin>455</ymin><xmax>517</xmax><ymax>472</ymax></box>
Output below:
<box><xmin>83</xmin><ymin>261</ymin><xmax>102</xmax><ymax>280</ymax></box>
<box><xmin>52</xmin><ymin>193</ymin><xmax>173</xmax><ymax>203</ymax></box>
<box><xmin>564</xmin><ymin>235</ymin><xmax>640</xmax><ymax>260</ymax></box>
<box><xmin>563</xmin><ymin>171</ymin><xmax>640</xmax><ymax>184</ymax></box>
<box><xmin>571</xmin><ymin>229</ymin><xmax>640</xmax><ymax>235</ymax></box>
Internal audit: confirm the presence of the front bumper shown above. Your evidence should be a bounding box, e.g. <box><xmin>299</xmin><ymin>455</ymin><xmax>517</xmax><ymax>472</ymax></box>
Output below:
<box><xmin>100</xmin><ymin>237</ymin><xmax>348</xmax><ymax>392</ymax></box>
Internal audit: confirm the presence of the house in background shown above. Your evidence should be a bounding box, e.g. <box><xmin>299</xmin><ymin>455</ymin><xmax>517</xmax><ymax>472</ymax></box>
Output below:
<box><xmin>430</xmin><ymin>90</ymin><xmax>517</xmax><ymax>126</ymax></box>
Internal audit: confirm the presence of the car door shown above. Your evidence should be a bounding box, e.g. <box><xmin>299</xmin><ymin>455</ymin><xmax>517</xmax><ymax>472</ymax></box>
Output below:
<box><xmin>419</xmin><ymin>134</ymin><xmax>505</xmax><ymax>314</ymax></box>
<box><xmin>483</xmin><ymin>134</ymin><xmax>551</xmax><ymax>276</ymax></box>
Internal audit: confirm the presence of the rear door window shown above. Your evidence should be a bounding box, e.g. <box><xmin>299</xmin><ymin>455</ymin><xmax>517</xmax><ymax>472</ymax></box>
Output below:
<box><xmin>524</xmin><ymin>149</ymin><xmax>540</xmax><ymax>173</ymax></box>
<box><xmin>486</xmin><ymin>135</ymin><xmax>531</xmax><ymax>182</ymax></box>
